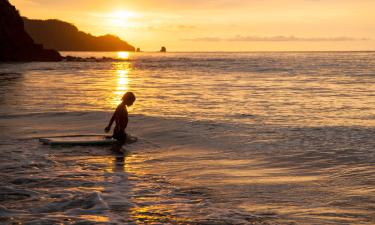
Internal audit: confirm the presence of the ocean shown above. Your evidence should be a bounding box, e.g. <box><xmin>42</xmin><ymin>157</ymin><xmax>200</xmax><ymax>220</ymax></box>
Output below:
<box><xmin>0</xmin><ymin>52</ymin><xmax>374</xmax><ymax>224</ymax></box>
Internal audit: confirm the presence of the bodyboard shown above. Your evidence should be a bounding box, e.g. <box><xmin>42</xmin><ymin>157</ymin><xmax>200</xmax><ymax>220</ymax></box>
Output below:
<box><xmin>39</xmin><ymin>135</ymin><xmax>115</xmax><ymax>146</ymax></box>
<box><xmin>39</xmin><ymin>134</ymin><xmax>138</xmax><ymax>146</ymax></box>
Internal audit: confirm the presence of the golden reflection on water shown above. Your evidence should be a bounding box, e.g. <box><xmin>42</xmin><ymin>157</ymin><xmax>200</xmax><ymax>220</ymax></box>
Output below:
<box><xmin>111</xmin><ymin>64</ymin><xmax>130</xmax><ymax>107</ymax></box>
<box><xmin>123</xmin><ymin>154</ymin><xmax>181</xmax><ymax>223</ymax></box>
<box><xmin>131</xmin><ymin>205</ymin><xmax>191</xmax><ymax>224</ymax></box>
<box><xmin>117</xmin><ymin>51</ymin><xmax>130</xmax><ymax>59</ymax></box>
<box><xmin>124</xmin><ymin>154</ymin><xmax>147</xmax><ymax>178</ymax></box>
<box><xmin>78</xmin><ymin>215</ymin><xmax>109</xmax><ymax>223</ymax></box>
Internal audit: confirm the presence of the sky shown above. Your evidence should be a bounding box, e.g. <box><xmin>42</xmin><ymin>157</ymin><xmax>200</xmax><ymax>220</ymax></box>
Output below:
<box><xmin>11</xmin><ymin>0</ymin><xmax>375</xmax><ymax>51</ymax></box>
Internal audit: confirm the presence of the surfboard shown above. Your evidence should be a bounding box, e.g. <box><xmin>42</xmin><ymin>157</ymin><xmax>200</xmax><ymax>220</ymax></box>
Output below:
<box><xmin>39</xmin><ymin>135</ymin><xmax>116</xmax><ymax>146</ymax></box>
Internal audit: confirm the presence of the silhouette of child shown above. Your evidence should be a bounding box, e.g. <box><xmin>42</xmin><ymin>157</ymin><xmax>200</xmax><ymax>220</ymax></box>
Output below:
<box><xmin>105</xmin><ymin>92</ymin><xmax>136</xmax><ymax>152</ymax></box>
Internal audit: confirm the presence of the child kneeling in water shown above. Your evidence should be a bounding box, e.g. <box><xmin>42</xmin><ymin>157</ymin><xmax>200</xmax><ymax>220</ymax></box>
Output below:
<box><xmin>105</xmin><ymin>92</ymin><xmax>136</xmax><ymax>152</ymax></box>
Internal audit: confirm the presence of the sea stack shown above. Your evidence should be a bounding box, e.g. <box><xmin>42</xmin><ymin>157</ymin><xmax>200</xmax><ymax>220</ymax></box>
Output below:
<box><xmin>0</xmin><ymin>0</ymin><xmax>61</xmax><ymax>61</ymax></box>
<box><xmin>160</xmin><ymin>46</ymin><xmax>167</xmax><ymax>52</ymax></box>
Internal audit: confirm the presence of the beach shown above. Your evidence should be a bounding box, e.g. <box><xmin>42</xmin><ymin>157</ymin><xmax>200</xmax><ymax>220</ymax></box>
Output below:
<box><xmin>0</xmin><ymin>52</ymin><xmax>374</xmax><ymax>224</ymax></box>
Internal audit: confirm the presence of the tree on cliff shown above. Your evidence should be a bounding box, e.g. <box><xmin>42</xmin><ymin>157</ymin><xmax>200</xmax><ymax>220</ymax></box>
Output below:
<box><xmin>0</xmin><ymin>0</ymin><xmax>61</xmax><ymax>61</ymax></box>
<box><xmin>23</xmin><ymin>18</ymin><xmax>135</xmax><ymax>52</ymax></box>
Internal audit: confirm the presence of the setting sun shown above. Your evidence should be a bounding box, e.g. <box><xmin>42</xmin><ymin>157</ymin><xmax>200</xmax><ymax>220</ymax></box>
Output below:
<box><xmin>112</xmin><ymin>11</ymin><xmax>136</xmax><ymax>20</ymax></box>
<box><xmin>108</xmin><ymin>10</ymin><xmax>137</xmax><ymax>27</ymax></box>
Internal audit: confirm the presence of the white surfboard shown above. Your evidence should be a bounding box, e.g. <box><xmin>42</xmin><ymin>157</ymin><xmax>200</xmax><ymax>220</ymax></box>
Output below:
<box><xmin>39</xmin><ymin>135</ymin><xmax>116</xmax><ymax>146</ymax></box>
<box><xmin>39</xmin><ymin>134</ymin><xmax>138</xmax><ymax>146</ymax></box>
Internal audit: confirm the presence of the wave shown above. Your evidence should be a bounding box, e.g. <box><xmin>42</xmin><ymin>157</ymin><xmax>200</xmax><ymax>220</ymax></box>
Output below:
<box><xmin>0</xmin><ymin>111</ymin><xmax>94</xmax><ymax>119</ymax></box>
<box><xmin>0</xmin><ymin>110</ymin><xmax>374</xmax><ymax>223</ymax></box>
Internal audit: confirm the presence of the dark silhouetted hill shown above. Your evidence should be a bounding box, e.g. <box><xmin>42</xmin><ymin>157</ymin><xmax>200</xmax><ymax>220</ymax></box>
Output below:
<box><xmin>23</xmin><ymin>18</ymin><xmax>135</xmax><ymax>52</ymax></box>
<box><xmin>0</xmin><ymin>0</ymin><xmax>61</xmax><ymax>61</ymax></box>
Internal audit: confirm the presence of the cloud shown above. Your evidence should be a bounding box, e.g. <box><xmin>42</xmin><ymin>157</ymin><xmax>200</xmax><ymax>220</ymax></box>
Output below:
<box><xmin>177</xmin><ymin>25</ymin><xmax>196</xmax><ymax>29</ymax></box>
<box><xmin>135</xmin><ymin>23</ymin><xmax>197</xmax><ymax>32</ymax></box>
<box><xmin>184</xmin><ymin>35</ymin><xmax>370</xmax><ymax>42</ymax></box>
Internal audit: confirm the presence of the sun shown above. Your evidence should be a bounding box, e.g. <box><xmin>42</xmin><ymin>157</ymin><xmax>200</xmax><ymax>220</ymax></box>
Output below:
<box><xmin>109</xmin><ymin>10</ymin><xmax>137</xmax><ymax>27</ymax></box>
<box><xmin>113</xmin><ymin>11</ymin><xmax>136</xmax><ymax>20</ymax></box>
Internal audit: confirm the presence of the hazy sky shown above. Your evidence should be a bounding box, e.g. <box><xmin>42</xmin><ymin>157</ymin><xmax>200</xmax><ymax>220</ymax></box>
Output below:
<box><xmin>11</xmin><ymin>0</ymin><xmax>375</xmax><ymax>51</ymax></box>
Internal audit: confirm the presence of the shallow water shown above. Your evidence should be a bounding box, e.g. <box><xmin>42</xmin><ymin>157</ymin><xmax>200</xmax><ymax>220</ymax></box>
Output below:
<box><xmin>0</xmin><ymin>52</ymin><xmax>374</xmax><ymax>224</ymax></box>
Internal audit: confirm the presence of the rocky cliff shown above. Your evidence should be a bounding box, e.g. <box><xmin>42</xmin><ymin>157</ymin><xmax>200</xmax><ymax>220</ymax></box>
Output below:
<box><xmin>0</xmin><ymin>0</ymin><xmax>61</xmax><ymax>61</ymax></box>
<box><xmin>23</xmin><ymin>18</ymin><xmax>135</xmax><ymax>52</ymax></box>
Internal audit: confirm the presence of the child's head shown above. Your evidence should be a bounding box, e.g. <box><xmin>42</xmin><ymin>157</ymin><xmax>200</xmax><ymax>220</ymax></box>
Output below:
<box><xmin>122</xmin><ymin>92</ymin><xmax>136</xmax><ymax>106</ymax></box>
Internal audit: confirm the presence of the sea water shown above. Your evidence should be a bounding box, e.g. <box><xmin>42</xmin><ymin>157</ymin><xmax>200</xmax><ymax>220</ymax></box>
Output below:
<box><xmin>0</xmin><ymin>52</ymin><xmax>374</xmax><ymax>224</ymax></box>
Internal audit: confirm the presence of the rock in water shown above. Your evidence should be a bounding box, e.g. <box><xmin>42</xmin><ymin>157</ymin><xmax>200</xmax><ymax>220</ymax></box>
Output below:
<box><xmin>160</xmin><ymin>46</ymin><xmax>167</xmax><ymax>52</ymax></box>
<box><xmin>0</xmin><ymin>0</ymin><xmax>61</xmax><ymax>61</ymax></box>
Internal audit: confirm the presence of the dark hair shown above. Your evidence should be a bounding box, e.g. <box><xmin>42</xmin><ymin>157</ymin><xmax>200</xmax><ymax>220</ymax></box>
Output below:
<box><xmin>122</xmin><ymin>92</ymin><xmax>136</xmax><ymax>104</ymax></box>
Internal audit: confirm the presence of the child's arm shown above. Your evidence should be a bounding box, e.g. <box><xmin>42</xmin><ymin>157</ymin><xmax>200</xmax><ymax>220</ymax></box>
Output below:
<box><xmin>105</xmin><ymin>109</ymin><xmax>117</xmax><ymax>132</ymax></box>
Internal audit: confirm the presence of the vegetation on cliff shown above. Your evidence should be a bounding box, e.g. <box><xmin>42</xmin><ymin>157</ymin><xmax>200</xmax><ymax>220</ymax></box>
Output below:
<box><xmin>0</xmin><ymin>0</ymin><xmax>61</xmax><ymax>61</ymax></box>
<box><xmin>23</xmin><ymin>18</ymin><xmax>135</xmax><ymax>52</ymax></box>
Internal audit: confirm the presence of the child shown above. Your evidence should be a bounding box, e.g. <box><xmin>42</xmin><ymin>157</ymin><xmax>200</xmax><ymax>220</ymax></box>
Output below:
<box><xmin>105</xmin><ymin>92</ymin><xmax>136</xmax><ymax>152</ymax></box>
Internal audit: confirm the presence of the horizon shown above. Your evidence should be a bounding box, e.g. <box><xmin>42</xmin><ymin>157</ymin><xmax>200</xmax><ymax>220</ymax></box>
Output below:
<box><xmin>60</xmin><ymin>50</ymin><xmax>375</xmax><ymax>53</ymax></box>
<box><xmin>10</xmin><ymin>0</ymin><xmax>375</xmax><ymax>52</ymax></box>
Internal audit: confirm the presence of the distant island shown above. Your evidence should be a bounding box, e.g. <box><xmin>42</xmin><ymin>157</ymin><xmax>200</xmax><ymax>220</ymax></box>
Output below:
<box><xmin>23</xmin><ymin>18</ymin><xmax>135</xmax><ymax>52</ymax></box>
<box><xmin>0</xmin><ymin>0</ymin><xmax>61</xmax><ymax>61</ymax></box>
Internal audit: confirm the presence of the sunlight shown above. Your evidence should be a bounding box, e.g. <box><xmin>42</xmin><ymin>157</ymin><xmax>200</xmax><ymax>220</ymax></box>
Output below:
<box><xmin>115</xmin><ymin>69</ymin><xmax>129</xmax><ymax>92</ymax></box>
<box><xmin>109</xmin><ymin>10</ymin><xmax>137</xmax><ymax>27</ymax></box>
<box><xmin>117</xmin><ymin>51</ymin><xmax>130</xmax><ymax>59</ymax></box>
<box><xmin>111</xmin><ymin>66</ymin><xmax>131</xmax><ymax>107</ymax></box>
<box><xmin>117</xmin><ymin>69</ymin><xmax>129</xmax><ymax>88</ymax></box>
<box><xmin>113</xmin><ymin>10</ymin><xmax>136</xmax><ymax>20</ymax></box>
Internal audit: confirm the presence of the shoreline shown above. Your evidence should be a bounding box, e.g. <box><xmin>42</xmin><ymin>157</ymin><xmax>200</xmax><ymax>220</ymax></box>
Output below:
<box><xmin>0</xmin><ymin>112</ymin><xmax>373</xmax><ymax>224</ymax></box>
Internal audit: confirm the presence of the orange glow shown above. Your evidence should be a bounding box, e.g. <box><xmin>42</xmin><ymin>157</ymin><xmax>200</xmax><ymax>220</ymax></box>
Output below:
<box><xmin>10</xmin><ymin>0</ymin><xmax>375</xmax><ymax>51</ymax></box>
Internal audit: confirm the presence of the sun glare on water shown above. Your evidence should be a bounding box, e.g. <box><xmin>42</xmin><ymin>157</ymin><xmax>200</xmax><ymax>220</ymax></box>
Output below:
<box><xmin>111</xmin><ymin>66</ymin><xmax>131</xmax><ymax>107</ymax></box>
<box><xmin>117</xmin><ymin>51</ymin><xmax>130</xmax><ymax>59</ymax></box>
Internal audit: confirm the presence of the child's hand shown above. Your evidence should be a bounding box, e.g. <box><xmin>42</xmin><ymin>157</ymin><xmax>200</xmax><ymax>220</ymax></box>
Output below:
<box><xmin>104</xmin><ymin>126</ymin><xmax>110</xmax><ymax>133</ymax></box>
